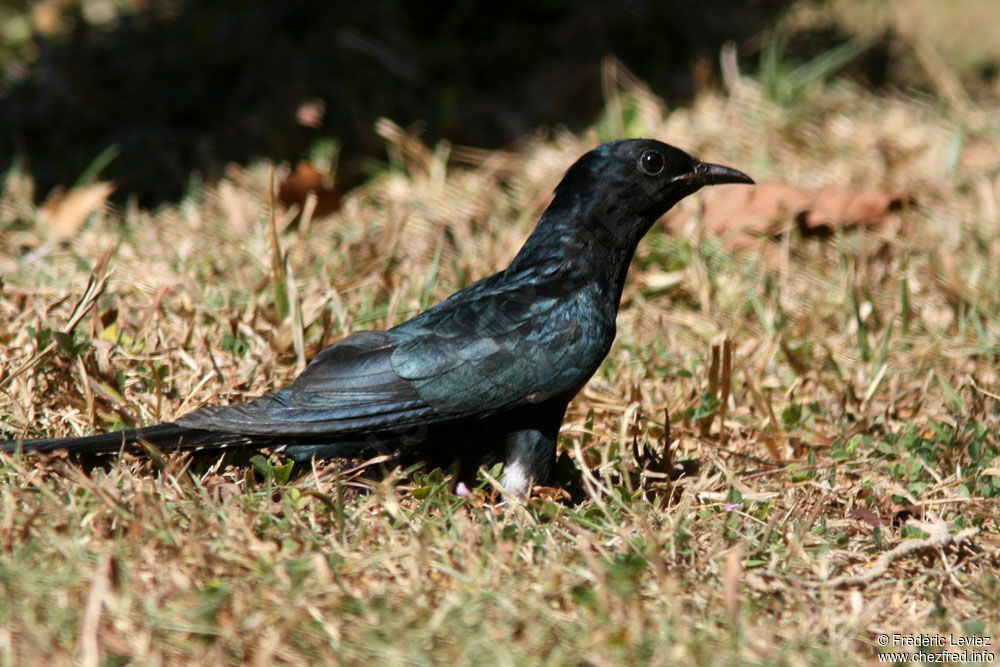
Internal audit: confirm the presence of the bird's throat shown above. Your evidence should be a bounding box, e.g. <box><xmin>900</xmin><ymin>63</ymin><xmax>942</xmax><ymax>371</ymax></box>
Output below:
<box><xmin>508</xmin><ymin>209</ymin><xmax>651</xmax><ymax>314</ymax></box>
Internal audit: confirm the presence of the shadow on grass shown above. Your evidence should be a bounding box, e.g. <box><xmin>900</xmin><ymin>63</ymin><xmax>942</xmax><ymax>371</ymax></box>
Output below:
<box><xmin>0</xmin><ymin>0</ymin><xmax>788</xmax><ymax>207</ymax></box>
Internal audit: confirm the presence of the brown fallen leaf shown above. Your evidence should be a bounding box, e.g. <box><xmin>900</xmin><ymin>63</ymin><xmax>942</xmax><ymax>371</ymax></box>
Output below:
<box><xmin>37</xmin><ymin>181</ymin><xmax>115</xmax><ymax>243</ymax></box>
<box><xmin>530</xmin><ymin>485</ymin><xmax>572</xmax><ymax>502</ymax></box>
<box><xmin>849</xmin><ymin>504</ymin><xmax>925</xmax><ymax>527</ymax></box>
<box><xmin>803</xmin><ymin>185</ymin><xmax>904</xmax><ymax>233</ymax></box>
<box><xmin>700</xmin><ymin>182</ymin><xmax>906</xmax><ymax>249</ymax></box>
<box><xmin>849</xmin><ymin>507</ymin><xmax>886</xmax><ymax>527</ymax></box>
<box><xmin>278</xmin><ymin>161</ymin><xmax>342</xmax><ymax>221</ymax></box>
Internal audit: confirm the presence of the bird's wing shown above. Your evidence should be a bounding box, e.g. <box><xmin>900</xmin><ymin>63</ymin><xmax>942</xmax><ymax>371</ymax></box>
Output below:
<box><xmin>177</xmin><ymin>272</ymin><xmax>609</xmax><ymax>437</ymax></box>
<box><xmin>390</xmin><ymin>275</ymin><xmax>610</xmax><ymax>415</ymax></box>
<box><xmin>176</xmin><ymin>330</ymin><xmax>441</xmax><ymax>436</ymax></box>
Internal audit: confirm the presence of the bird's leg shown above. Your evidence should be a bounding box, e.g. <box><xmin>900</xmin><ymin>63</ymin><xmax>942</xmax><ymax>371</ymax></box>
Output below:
<box><xmin>499</xmin><ymin>405</ymin><xmax>566</xmax><ymax>497</ymax></box>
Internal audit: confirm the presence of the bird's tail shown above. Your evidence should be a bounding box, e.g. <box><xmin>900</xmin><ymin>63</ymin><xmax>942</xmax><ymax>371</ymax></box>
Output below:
<box><xmin>0</xmin><ymin>422</ymin><xmax>246</xmax><ymax>456</ymax></box>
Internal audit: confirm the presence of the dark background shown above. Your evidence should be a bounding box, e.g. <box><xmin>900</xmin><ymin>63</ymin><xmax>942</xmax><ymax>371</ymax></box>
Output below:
<box><xmin>0</xmin><ymin>0</ymin><xmax>926</xmax><ymax>207</ymax></box>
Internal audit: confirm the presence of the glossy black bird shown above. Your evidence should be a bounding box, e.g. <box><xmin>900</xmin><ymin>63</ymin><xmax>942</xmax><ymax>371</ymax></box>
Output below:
<box><xmin>1</xmin><ymin>139</ymin><xmax>752</xmax><ymax>495</ymax></box>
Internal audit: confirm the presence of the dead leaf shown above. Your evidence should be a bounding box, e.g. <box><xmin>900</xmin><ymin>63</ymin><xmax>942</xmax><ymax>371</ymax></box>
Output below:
<box><xmin>849</xmin><ymin>507</ymin><xmax>885</xmax><ymax>527</ymax></box>
<box><xmin>802</xmin><ymin>186</ymin><xmax>904</xmax><ymax>233</ymax></box>
<box><xmin>278</xmin><ymin>162</ymin><xmax>342</xmax><ymax>221</ymax></box>
<box><xmin>849</xmin><ymin>504</ymin><xmax>925</xmax><ymax>527</ymax></box>
<box><xmin>37</xmin><ymin>182</ymin><xmax>115</xmax><ymax>243</ymax></box>
<box><xmin>700</xmin><ymin>182</ymin><xmax>906</xmax><ymax>249</ymax></box>
<box><xmin>530</xmin><ymin>485</ymin><xmax>572</xmax><ymax>502</ymax></box>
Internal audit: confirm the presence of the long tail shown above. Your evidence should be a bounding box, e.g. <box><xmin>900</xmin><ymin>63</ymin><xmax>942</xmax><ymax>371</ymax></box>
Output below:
<box><xmin>0</xmin><ymin>422</ymin><xmax>247</xmax><ymax>456</ymax></box>
<box><xmin>0</xmin><ymin>424</ymin><xmax>376</xmax><ymax>465</ymax></box>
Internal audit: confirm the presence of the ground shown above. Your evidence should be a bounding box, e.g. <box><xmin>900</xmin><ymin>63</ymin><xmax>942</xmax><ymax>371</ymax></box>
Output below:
<box><xmin>1</xmin><ymin>19</ymin><xmax>1000</xmax><ymax>666</ymax></box>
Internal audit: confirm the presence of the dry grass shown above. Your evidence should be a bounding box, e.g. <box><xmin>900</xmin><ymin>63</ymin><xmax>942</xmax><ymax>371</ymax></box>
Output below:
<box><xmin>2</xmin><ymin>60</ymin><xmax>1000</xmax><ymax>664</ymax></box>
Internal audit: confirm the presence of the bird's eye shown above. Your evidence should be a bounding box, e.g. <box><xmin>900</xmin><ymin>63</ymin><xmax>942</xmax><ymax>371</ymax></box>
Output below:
<box><xmin>639</xmin><ymin>150</ymin><xmax>665</xmax><ymax>176</ymax></box>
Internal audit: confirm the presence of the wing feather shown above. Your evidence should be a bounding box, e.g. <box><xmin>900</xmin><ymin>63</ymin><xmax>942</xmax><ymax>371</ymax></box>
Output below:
<box><xmin>176</xmin><ymin>330</ymin><xmax>442</xmax><ymax>435</ymax></box>
<box><xmin>178</xmin><ymin>271</ymin><xmax>613</xmax><ymax>438</ymax></box>
<box><xmin>390</xmin><ymin>281</ymin><xmax>611</xmax><ymax>415</ymax></box>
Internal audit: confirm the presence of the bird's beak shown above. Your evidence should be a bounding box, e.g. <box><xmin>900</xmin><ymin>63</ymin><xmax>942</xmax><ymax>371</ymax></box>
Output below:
<box><xmin>682</xmin><ymin>160</ymin><xmax>755</xmax><ymax>187</ymax></box>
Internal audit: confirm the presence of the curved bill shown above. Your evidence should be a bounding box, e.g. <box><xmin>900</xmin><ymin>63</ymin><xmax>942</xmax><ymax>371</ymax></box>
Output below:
<box><xmin>688</xmin><ymin>160</ymin><xmax>755</xmax><ymax>186</ymax></box>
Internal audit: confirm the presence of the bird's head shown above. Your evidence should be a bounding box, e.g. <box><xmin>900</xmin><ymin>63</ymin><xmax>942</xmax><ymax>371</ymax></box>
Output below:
<box><xmin>512</xmin><ymin>138</ymin><xmax>754</xmax><ymax>281</ymax></box>
<box><xmin>549</xmin><ymin>138</ymin><xmax>753</xmax><ymax>237</ymax></box>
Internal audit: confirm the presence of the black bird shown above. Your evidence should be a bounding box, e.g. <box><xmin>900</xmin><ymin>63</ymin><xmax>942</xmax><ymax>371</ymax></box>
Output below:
<box><xmin>1</xmin><ymin>139</ymin><xmax>752</xmax><ymax>495</ymax></box>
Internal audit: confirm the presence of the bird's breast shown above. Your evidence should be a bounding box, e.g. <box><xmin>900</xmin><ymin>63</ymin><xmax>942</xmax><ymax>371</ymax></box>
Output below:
<box><xmin>549</xmin><ymin>287</ymin><xmax>618</xmax><ymax>385</ymax></box>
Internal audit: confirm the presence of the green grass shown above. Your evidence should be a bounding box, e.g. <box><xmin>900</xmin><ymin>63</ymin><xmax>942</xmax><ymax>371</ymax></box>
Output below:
<box><xmin>2</xmin><ymin>46</ymin><xmax>1000</xmax><ymax>666</ymax></box>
